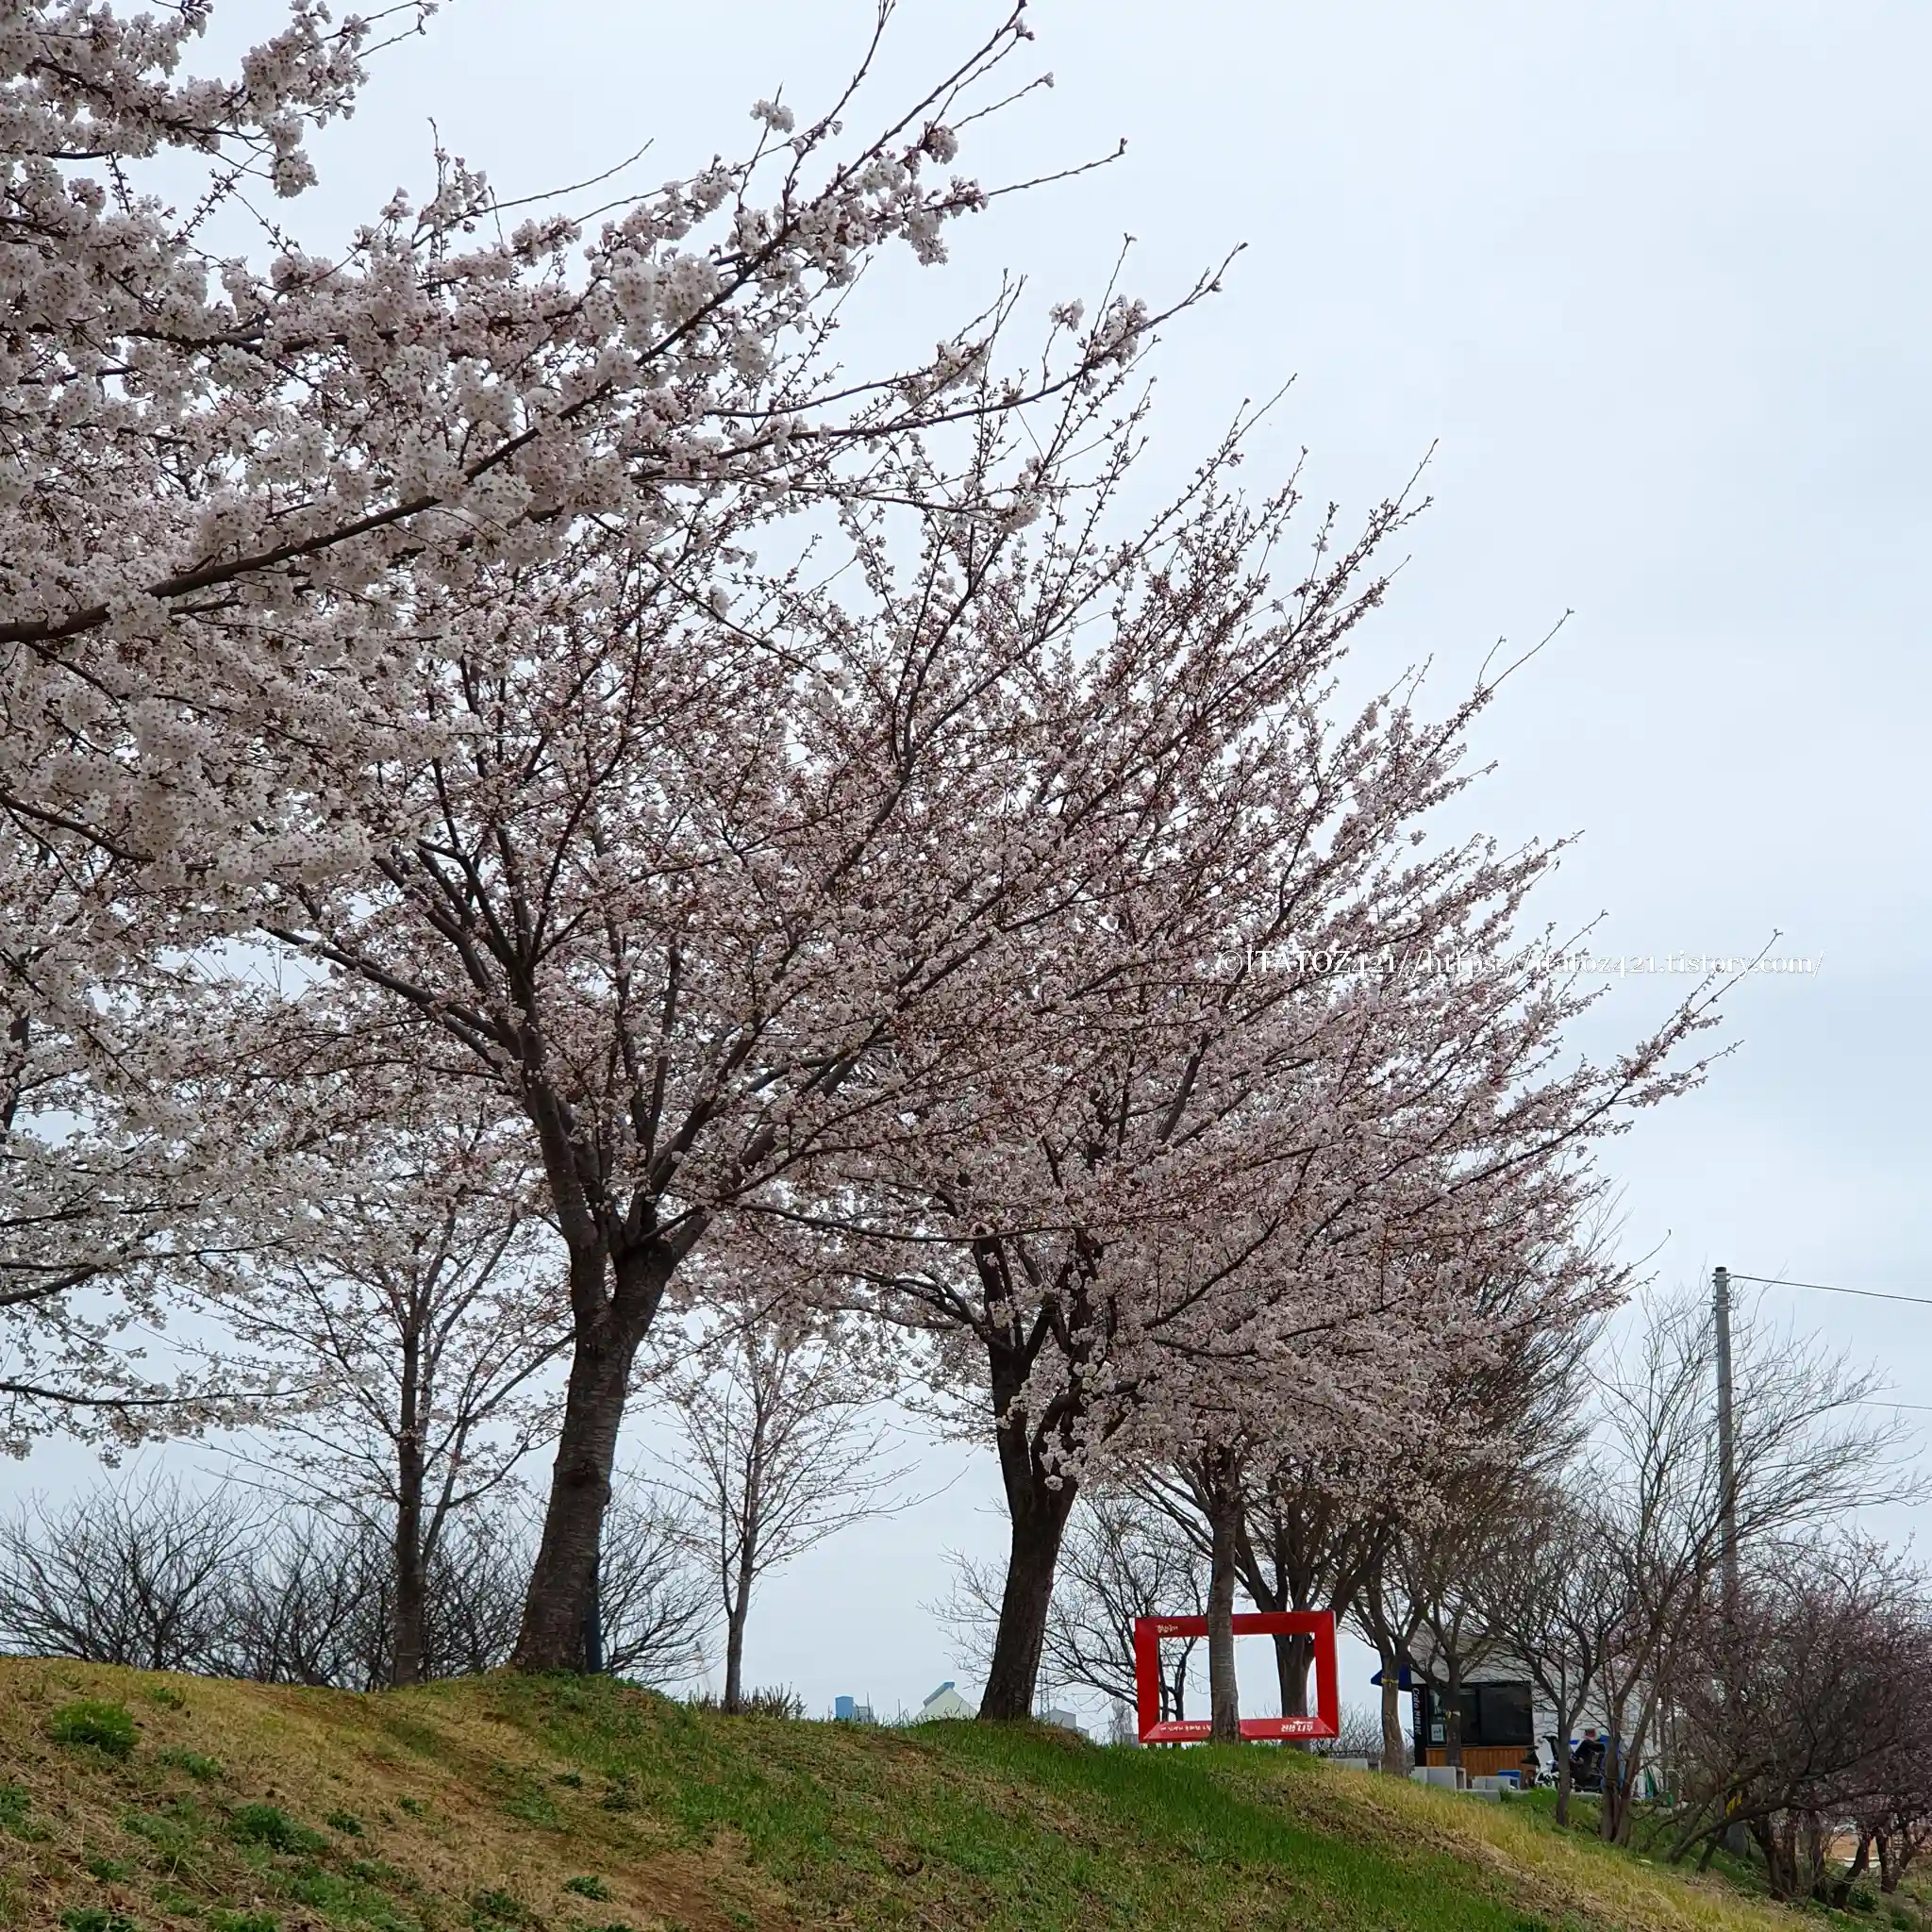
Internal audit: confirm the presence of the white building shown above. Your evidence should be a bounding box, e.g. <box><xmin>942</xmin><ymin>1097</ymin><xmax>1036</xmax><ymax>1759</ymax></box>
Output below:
<box><xmin>918</xmin><ymin>1680</ymin><xmax>975</xmax><ymax>1721</ymax></box>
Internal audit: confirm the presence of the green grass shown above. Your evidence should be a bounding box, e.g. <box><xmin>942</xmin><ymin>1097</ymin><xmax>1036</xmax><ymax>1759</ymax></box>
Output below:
<box><xmin>0</xmin><ymin>1657</ymin><xmax>1849</xmax><ymax>1932</ymax></box>
<box><xmin>47</xmin><ymin>1700</ymin><xmax>138</xmax><ymax>1760</ymax></box>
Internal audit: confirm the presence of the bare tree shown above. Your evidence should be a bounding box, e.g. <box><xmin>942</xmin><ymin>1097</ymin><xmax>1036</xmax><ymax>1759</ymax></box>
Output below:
<box><xmin>1354</xmin><ymin>1527</ymin><xmax>1429</xmax><ymax>1778</ymax></box>
<box><xmin>597</xmin><ymin>1486</ymin><xmax>713</xmax><ymax>1685</ymax></box>
<box><xmin>1475</xmin><ymin>1479</ymin><xmax>1621</xmax><ymax>1823</ymax></box>
<box><xmin>1137</xmin><ymin>1449</ymin><xmax>1388</xmax><ymax>1731</ymax></box>
<box><xmin>0</xmin><ymin>1471</ymin><xmax>705</xmax><ymax>1691</ymax></box>
<box><xmin>655</xmin><ymin>1314</ymin><xmax>908</xmax><ymax>1711</ymax></box>
<box><xmin>218</xmin><ymin>1509</ymin><xmax>392</xmax><ymax>1688</ymax></box>
<box><xmin>203</xmin><ymin>1104</ymin><xmax>569</xmax><ymax>1686</ymax></box>
<box><xmin>216</xmin><ymin>1491</ymin><xmax>706</xmax><ymax>1689</ymax></box>
<box><xmin>1391</xmin><ymin>1467</ymin><xmax>1524</xmax><ymax>1774</ymax></box>
<box><xmin>1586</xmin><ymin>1286</ymin><xmax>1917</xmax><ymax>1845</ymax></box>
<box><xmin>936</xmin><ymin>1486</ymin><xmax>1207</xmax><ymax>1726</ymax></box>
<box><xmin>0</xmin><ymin>1474</ymin><xmax>255</xmax><ymax>1669</ymax></box>
<box><xmin>1850</xmin><ymin>1746</ymin><xmax>1932</xmax><ymax>1899</ymax></box>
<box><xmin>1052</xmin><ymin>1489</ymin><xmax>1208</xmax><ymax>1724</ymax></box>
<box><xmin>1310</xmin><ymin>1704</ymin><xmax>1396</xmax><ymax>1763</ymax></box>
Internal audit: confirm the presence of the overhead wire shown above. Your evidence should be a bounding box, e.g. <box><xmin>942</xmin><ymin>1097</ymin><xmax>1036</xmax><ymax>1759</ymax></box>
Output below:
<box><xmin>1730</xmin><ymin>1270</ymin><xmax>1932</xmax><ymax>1421</ymax></box>
<box><xmin>1729</xmin><ymin>1272</ymin><xmax>1932</xmax><ymax>1311</ymax></box>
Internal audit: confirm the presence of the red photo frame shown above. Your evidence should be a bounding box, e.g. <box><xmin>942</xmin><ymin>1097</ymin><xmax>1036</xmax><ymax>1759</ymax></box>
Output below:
<box><xmin>1132</xmin><ymin>1609</ymin><xmax>1341</xmax><ymax>1744</ymax></box>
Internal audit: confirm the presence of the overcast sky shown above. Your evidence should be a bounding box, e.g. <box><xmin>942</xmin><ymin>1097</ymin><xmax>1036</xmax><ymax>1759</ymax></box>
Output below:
<box><xmin>21</xmin><ymin>0</ymin><xmax>1932</xmax><ymax>1724</ymax></box>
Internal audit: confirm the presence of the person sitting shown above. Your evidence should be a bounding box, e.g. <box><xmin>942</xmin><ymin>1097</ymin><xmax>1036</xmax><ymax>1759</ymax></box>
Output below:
<box><xmin>1571</xmin><ymin>1728</ymin><xmax>1607</xmax><ymax>1792</ymax></box>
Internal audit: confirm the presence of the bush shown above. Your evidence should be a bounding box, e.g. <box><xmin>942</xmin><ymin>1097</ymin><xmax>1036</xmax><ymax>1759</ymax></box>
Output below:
<box><xmin>48</xmin><ymin>1700</ymin><xmax>138</xmax><ymax>1758</ymax></box>
<box><xmin>229</xmin><ymin>1804</ymin><xmax>327</xmax><ymax>1855</ymax></box>
<box><xmin>685</xmin><ymin>1685</ymin><xmax>806</xmax><ymax>1721</ymax></box>
<box><xmin>325</xmin><ymin>1809</ymin><xmax>364</xmax><ymax>1835</ymax></box>
<box><xmin>564</xmin><ymin>1875</ymin><xmax>613</xmax><ymax>1900</ymax></box>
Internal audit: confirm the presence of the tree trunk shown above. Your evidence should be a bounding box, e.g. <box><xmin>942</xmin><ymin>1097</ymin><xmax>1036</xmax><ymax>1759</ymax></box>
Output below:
<box><xmin>1377</xmin><ymin>1651</ymin><xmax>1407</xmax><ymax>1776</ymax></box>
<box><xmin>1165</xmin><ymin>1643</ymin><xmax>1191</xmax><ymax>1723</ymax></box>
<box><xmin>1273</xmin><ymin>1631</ymin><xmax>1312</xmax><ymax>1720</ymax></box>
<box><xmin>722</xmin><ymin>1519</ymin><xmax>758</xmax><ymax>1713</ymax></box>
<box><xmin>1553</xmin><ymin>1724</ymin><xmax>1574</xmax><ymax>1826</ymax></box>
<box><xmin>1751</xmin><ymin>1815</ymin><xmax>1803</xmax><ymax>1902</ymax></box>
<box><xmin>1442</xmin><ymin>1654</ymin><xmax>1464</xmax><ymax>1772</ymax></box>
<box><xmin>391</xmin><ymin>1449</ymin><xmax>428</xmax><ymax>1687</ymax></box>
<box><xmin>1207</xmin><ymin>1448</ymin><xmax>1243</xmax><ymax>1744</ymax></box>
<box><xmin>391</xmin><ymin>1327</ymin><xmax>427</xmax><ymax>1688</ymax></box>
<box><xmin>512</xmin><ymin>1314</ymin><xmax>636</xmax><ymax>1671</ymax></box>
<box><xmin>1598</xmin><ymin>1703</ymin><xmax>1652</xmax><ymax>1846</ymax></box>
<box><xmin>1826</xmin><ymin>1831</ymin><xmax>1872</xmax><ymax>1909</ymax></box>
<box><xmin>978</xmin><ymin>1431</ymin><xmax>1078</xmax><ymax>1720</ymax></box>
<box><xmin>723</xmin><ymin>1597</ymin><xmax>749</xmax><ymax>1712</ymax></box>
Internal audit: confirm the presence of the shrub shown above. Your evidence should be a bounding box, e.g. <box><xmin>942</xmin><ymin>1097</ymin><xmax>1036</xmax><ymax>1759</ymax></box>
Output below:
<box><xmin>684</xmin><ymin>1685</ymin><xmax>805</xmax><ymax>1721</ymax></box>
<box><xmin>325</xmin><ymin>1809</ymin><xmax>364</xmax><ymax>1836</ymax></box>
<box><xmin>49</xmin><ymin>1700</ymin><xmax>138</xmax><ymax>1759</ymax></box>
<box><xmin>563</xmin><ymin>1875</ymin><xmax>612</xmax><ymax>1900</ymax></box>
<box><xmin>229</xmin><ymin>1804</ymin><xmax>327</xmax><ymax>1855</ymax></box>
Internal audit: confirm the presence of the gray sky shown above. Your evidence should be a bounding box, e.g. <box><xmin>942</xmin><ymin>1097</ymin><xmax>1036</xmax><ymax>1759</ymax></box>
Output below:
<box><xmin>19</xmin><ymin>0</ymin><xmax>1932</xmax><ymax>1724</ymax></box>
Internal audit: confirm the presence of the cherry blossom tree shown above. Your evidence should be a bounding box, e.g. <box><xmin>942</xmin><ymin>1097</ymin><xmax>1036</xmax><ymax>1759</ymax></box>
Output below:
<box><xmin>3</xmin><ymin>8</ymin><xmax>1718</xmax><ymax>1718</ymax></box>
<box><xmin>1474</xmin><ymin>1479</ymin><xmax>1622</xmax><ymax>1823</ymax></box>
<box><xmin>653</xmin><ymin>1308</ymin><xmax>908</xmax><ymax>1712</ymax></box>
<box><xmin>830</xmin><ymin>573</ymin><xmax>1716</xmax><ymax>1724</ymax></box>
<box><xmin>192</xmin><ymin>1095</ymin><xmax>570</xmax><ymax>1685</ymax></box>
<box><xmin>4</xmin><ymin>0</ymin><xmax>1171</xmax><ymax>1457</ymax></box>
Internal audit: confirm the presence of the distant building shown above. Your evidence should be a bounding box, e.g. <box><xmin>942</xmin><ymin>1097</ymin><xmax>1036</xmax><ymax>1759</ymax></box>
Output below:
<box><xmin>918</xmin><ymin>1680</ymin><xmax>975</xmax><ymax>1721</ymax></box>
<box><xmin>1037</xmin><ymin>1707</ymin><xmax>1085</xmax><ymax>1736</ymax></box>
<box><xmin>1405</xmin><ymin>1630</ymin><xmax>1609</xmax><ymax>1782</ymax></box>
<box><xmin>833</xmin><ymin>1695</ymin><xmax>875</xmax><ymax>1723</ymax></box>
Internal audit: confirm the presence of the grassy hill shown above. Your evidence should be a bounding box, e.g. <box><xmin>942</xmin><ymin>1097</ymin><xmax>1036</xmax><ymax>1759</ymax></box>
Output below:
<box><xmin>0</xmin><ymin>1658</ymin><xmax>1873</xmax><ymax>1932</ymax></box>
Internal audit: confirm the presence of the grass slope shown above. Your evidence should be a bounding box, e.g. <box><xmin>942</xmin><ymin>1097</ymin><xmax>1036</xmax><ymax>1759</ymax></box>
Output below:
<box><xmin>0</xmin><ymin>1659</ymin><xmax>1815</xmax><ymax>1932</ymax></box>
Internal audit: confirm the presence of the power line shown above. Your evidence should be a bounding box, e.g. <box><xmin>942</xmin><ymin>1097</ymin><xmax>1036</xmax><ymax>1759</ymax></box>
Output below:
<box><xmin>1730</xmin><ymin>1272</ymin><xmax>1932</xmax><ymax>1312</ymax></box>
<box><xmin>1730</xmin><ymin>1270</ymin><xmax>1932</xmax><ymax>1419</ymax></box>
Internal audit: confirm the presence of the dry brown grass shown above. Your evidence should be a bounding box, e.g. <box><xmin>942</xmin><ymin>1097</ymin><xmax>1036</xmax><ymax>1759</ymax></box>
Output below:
<box><xmin>0</xmin><ymin>1659</ymin><xmax>767</xmax><ymax>1932</ymax></box>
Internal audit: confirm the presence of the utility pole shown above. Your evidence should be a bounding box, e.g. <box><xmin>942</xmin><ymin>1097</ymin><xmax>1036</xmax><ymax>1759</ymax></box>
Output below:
<box><xmin>1713</xmin><ymin>1264</ymin><xmax>1740</xmax><ymax>1608</ymax></box>
<box><xmin>1713</xmin><ymin>1263</ymin><xmax>1744</xmax><ymax>1854</ymax></box>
